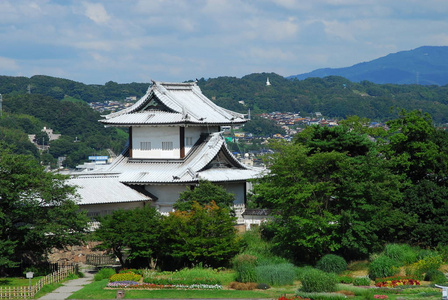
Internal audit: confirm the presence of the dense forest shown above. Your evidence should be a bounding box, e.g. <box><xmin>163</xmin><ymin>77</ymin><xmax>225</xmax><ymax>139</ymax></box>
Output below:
<box><xmin>0</xmin><ymin>75</ymin><xmax>148</xmax><ymax>102</ymax></box>
<box><xmin>1</xmin><ymin>73</ymin><xmax>448</xmax><ymax>167</ymax></box>
<box><xmin>1</xmin><ymin>94</ymin><xmax>127</xmax><ymax>168</ymax></box>
<box><xmin>2</xmin><ymin>74</ymin><xmax>448</xmax><ymax>123</ymax></box>
<box><xmin>198</xmin><ymin>73</ymin><xmax>448</xmax><ymax>123</ymax></box>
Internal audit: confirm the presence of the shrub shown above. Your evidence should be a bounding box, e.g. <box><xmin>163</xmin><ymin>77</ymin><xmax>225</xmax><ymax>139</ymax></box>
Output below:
<box><xmin>384</xmin><ymin>244</ymin><xmax>418</xmax><ymax>264</ymax></box>
<box><xmin>94</xmin><ymin>267</ymin><xmax>116</xmax><ymax>281</ymax></box>
<box><xmin>233</xmin><ymin>254</ymin><xmax>257</xmax><ymax>283</ymax></box>
<box><xmin>436</xmin><ymin>244</ymin><xmax>448</xmax><ymax>262</ymax></box>
<box><xmin>407</xmin><ymin>255</ymin><xmax>443</xmax><ymax>278</ymax></box>
<box><xmin>256</xmin><ymin>283</ymin><xmax>270</xmax><ymax>289</ymax></box>
<box><xmin>119</xmin><ymin>268</ymin><xmax>141</xmax><ymax>274</ymax></box>
<box><xmin>424</xmin><ymin>269</ymin><xmax>447</xmax><ymax>284</ymax></box>
<box><xmin>338</xmin><ymin>275</ymin><xmax>353</xmax><ymax>284</ymax></box>
<box><xmin>316</xmin><ymin>254</ymin><xmax>347</xmax><ymax>274</ymax></box>
<box><xmin>368</xmin><ymin>255</ymin><xmax>400</xmax><ymax>280</ymax></box>
<box><xmin>109</xmin><ymin>272</ymin><xmax>142</xmax><ymax>282</ymax></box>
<box><xmin>255</xmin><ymin>263</ymin><xmax>295</xmax><ymax>286</ymax></box>
<box><xmin>296</xmin><ymin>266</ymin><xmax>315</xmax><ymax>281</ymax></box>
<box><xmin>417</xmin><ymin>249</ymin><xmax>437</xmax><ymax>261</ymax></box>
<box><xmin>299</xmin><ymin>268</ymin><xmax>338</xmax><ymax>293</ymax></box>
<box><xmin>353</xmin><ymin>277</ymin><xmax>371</xmax><ymax>286</ymax></box>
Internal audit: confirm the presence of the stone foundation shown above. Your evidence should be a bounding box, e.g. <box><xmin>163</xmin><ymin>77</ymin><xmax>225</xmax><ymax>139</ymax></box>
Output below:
<box><xmin>48</xmin><ymin>241</ymin><xmax>106</xmax><ymax>264</ymax></box>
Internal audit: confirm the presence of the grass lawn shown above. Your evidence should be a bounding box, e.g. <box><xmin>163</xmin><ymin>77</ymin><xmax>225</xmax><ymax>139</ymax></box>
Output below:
<box><xmin>67</xmin><ymin>278</ymin><xmax>446</xmax><ymax>300</ymax></box>
<box><xmin>0</xmin><ymin>276</ymin><xmax>42</xmax><ymax>286</ymax></box>
<box><xmin>68</xmin><ymin>279</ymin><xmax>298</xmax><ymax>299</ymax></box>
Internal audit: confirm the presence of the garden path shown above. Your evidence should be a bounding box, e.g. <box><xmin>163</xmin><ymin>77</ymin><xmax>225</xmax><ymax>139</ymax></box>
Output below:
<box><xmin>38</xmin><ymin>265</ymin><xmax>95</xmax><ymax>300</ymax></box>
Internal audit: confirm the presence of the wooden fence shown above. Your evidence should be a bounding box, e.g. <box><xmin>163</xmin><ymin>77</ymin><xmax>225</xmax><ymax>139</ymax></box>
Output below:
<box><xmin>0</xmin><ymin>263</ymin><xmax>77</xmax><ymax>299</ymax></box>
<box><xmin>86</xmin><ymin>254</ymin><xmax>117</xmax><ymax>266</ymax></box>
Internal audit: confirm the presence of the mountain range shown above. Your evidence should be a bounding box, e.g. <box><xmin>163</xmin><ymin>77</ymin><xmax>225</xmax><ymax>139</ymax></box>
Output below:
<box><xmin>287</xmin><ymin>46</ymin><xmax>448</xmax><ymax>86</ymax></box>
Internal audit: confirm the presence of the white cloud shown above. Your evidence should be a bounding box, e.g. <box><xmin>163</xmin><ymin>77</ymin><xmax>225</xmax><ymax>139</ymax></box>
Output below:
<box><xmin>82</xmin><ymin>2</ymin><xmax>110</xmax><ymax>24</ymax></box>
<box><xmin>0</xmin><ymin>0</ymin><xmax>447</xmax><ymax>83</ymax></box>
<box><xmin>0</xmin><ymin>57</ymin><xmax>19</xmax><ymax>71</ymax></box>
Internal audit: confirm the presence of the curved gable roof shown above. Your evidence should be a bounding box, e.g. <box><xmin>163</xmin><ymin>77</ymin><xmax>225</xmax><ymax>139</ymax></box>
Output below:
<box><xmin>101</xmin><ymin>81</ymin><xmax>247</xmax><ymax>126</ymax></box>
<box><xmin>103</xmin><ymin>132</ymin><xmax>262</xmax><ymax>184</ymax></box>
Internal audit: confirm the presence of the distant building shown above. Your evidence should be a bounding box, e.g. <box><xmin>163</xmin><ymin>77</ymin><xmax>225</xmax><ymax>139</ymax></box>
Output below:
<box><xmin>266</xmin><ymin>77</ymin><xmax>271</xmax><ymax>86</ymax></box>
<box><xmin>28</xmin><ymin>127</ymin><xmax>61</xmax><ymax>151</ymax></box>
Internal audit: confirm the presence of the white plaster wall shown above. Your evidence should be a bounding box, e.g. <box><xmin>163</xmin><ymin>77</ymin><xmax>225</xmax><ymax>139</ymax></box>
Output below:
<box><xmin>216</xmin><ymin>182</ymin><xmax>246</xmax><ymax>205</ymax></box>
<box><xmin>184</xmin><ymin>126</ymin><xmax>203</xmax><ymax>155</ymax></box>
<box><xmin>145</xmin><ymin>184</ymin><xmax>189</xmax><ymax>214</ymax></box>
<box><xmin>132</xmin><ymin>126</ymin><xmax>180</xmax><ymax>159</ymax></box>
<box><xmin>81</xmin><ymin>201</ymin><xmax>146</xmax><ymax>218</ymax></box>
<box><xmin>145</xmin><ymin>182</ymin><xmax>245</xmax><ymax>213</ymax></box>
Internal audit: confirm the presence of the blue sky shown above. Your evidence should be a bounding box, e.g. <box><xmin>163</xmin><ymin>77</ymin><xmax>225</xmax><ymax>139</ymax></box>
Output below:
<box><xmin>1</xmin><ymin>0</ymin><xmax>447</xmax><ymax>84</ymax></box>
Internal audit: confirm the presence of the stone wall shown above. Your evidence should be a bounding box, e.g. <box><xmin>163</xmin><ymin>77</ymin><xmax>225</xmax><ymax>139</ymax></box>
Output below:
<box><xmin>48</xmin><ymin>241</ymin><xmax>107</xmax><ymax>264</ymax></box>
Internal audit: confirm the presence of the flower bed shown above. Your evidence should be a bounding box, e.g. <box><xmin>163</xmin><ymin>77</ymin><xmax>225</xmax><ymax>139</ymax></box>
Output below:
<box><xmin>278</xmin><ymin>296</ymin><xmax>311</xmax><ymax>300</ymax></box>
<box><xmin>375</xmin><ymin>276</ymin><xmax>420</xmax><ymax>288</ymax></box>
<box><xmin>107</xmin><ymin>281</ymin><xmax>222</xmax><ymax>290</ymax></box>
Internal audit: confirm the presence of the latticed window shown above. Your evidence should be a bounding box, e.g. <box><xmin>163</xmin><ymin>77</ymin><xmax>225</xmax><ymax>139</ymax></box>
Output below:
<box><xmin>140</xmin><ymin>141</ymin><xmax>151</xmax><ymax>150</ymax></box>
<box><xmin>162</xmin><ymin>141</ymin><xmax>173</xmax><ymax>150</ymax></box>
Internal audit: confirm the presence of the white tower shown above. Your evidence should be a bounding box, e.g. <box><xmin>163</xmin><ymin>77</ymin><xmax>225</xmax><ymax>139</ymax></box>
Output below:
<box><xmin>266</xmin><ymin>77</ymin><xmax>271</xmax><ymax>86</ymax></box>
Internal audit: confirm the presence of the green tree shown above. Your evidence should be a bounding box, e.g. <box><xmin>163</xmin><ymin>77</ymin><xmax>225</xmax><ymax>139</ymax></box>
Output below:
<box><xmin>162</xmin><ymin>201</ymin><xmax>241</xmax><ymax>269</ymax></box>
<box><xmin>381</xmin><ymin>109</ymin><xmax>439</xmax><ymax>182</ymax></box>
<box><xmin>381</xmin><ymin>110</ymin><xmax>448</xmax><ymax>246</ymax></box>
<box><xmin>294</xmin><ymin>124</ymin><xmax>373</xmax><ymax>156</ymax></box>
<box><xmin>0</xmin><ymin>145</ymin><xmax>89</xmax><ymax>274</ymax></box>
<box><xmin>173</xmin><ymin>180</ymin><xmax>235</xmax><ymax>211</ymax></box>
<box><xmin>94</xmin><ymin>206</ymin><xmax>163</xmax><ymax>268</ymax></box>
<box><xmin>254</xmin><ymin>132</ymin><xmax>406</xmax><ymax>262</ymax></box>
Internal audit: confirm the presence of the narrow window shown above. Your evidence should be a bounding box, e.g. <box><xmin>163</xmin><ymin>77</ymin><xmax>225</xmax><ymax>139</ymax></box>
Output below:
<box><xmin>162</xmin><ymin>141</ymin><xmax>173</xmax><ymax>151</ymax></box>
<box><xmin>186</xmin><ymin>137</ymin><xmax>193</xmax><ymax>146</ymax></box>
<box><xmin>140</xmin><ymin>141</ymin><xmax>151</xmax><ymax>150</ymax></box>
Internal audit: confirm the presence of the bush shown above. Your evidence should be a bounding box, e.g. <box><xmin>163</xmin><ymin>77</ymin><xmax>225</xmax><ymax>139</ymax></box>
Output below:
<box><xmin>109</xmin><ymin>272</ymin><xmax>142</xmax><ymax>282</ymax></box>
<box><xmin>256</xmin><ymin>283</ymin><xmax>270</xmax><ymax>289</ymax></box>
<box><xmin>338</xmin><ymin>275</ymin><xmax>353</xmax><ymax>284</ymax></box>
<box><xmin>233</xmin><ymin>254</ymin><xmax>257</xmax><ymax>283</ymax></box>
<box><xmin>353</xmin><ymin>277</ymin><xmax>371</xmax><ymax>286</ymax></box>
<box><xmin>119</xmin><ymin>268</ymin><xmax>141</xmax><ymax>274</ymax></box>
<box><xmin>436</xmin><ymin>244</ymin><xmax>448</xmax><ymax>262</ymax></box>
<box><xmin>255</xmin><ymin>263</ymin><xmax>295</xmax><ymax>286</ymax></box>
<box><xmin>424</xmin><ymin>269</ymin><xmax>447</xmax><ymax>284</ymax></box>
<box><xmin>368</xmin><ymin>255</ymin><xmax>400</xmax><ymax>280</ymax></box>
<box><xmin>316</xmin><ymin>254</ymin><xmax>347</xmax><ymax>274</ymax></box>
<box><xmin>94</xmin><ymin>267</ymin><xmax>116</xmax><ymax>281</ymax></box>
<box><xmin>384</xmin><ymin>243</ymin><xmax>418</xmax><ymax>264</ymax></box>
<box><xmin>407</xmin><ymin>255</ymin><xmax>443</xmax><ymax>278</ymax></box>
<box><xmin>299</xmin><ymin>268</ymin><xmax>337</xmax><ymax>293</ymax></box>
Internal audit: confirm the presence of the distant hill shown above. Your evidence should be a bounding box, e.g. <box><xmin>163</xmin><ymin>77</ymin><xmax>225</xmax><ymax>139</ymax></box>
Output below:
<box><xmin>0</xmin><ymin>75</ymin><xmax>148</xmax><ymax>102</ymax></box>
<box><xmin>287</xmin><ymin>46</ymin><xmax>448</xmax><ymax>86</ymax></box>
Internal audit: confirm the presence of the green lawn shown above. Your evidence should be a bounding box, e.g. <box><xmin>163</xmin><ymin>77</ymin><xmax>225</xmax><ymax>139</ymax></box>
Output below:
<box><xmin>68</xmin><ymin>279</ymin><xmax>297</xmax><ymax>299</ymax></box>
<box><xmin>68</xmin><ymin>279</ymin><xmax>446</xmax><ymax>300</ymax></box>
<box><xmin>0</xmin><ymin>276</ymin><xmax>42</xmax><ymax>286</ymax></box>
